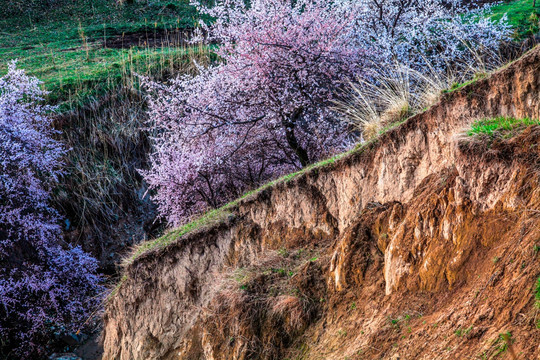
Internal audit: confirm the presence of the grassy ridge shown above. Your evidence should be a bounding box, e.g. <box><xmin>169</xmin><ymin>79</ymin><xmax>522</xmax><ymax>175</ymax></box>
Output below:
<box><xmin>0</xmin><ymin>0</ymin><xmax>204</xmax><ymax>109</ymax></box>
<box><xmin>488</xmin><ymin>0</ymin><xmax>540</xmax><ymax>38</ymax></box>
<box><xmin>123</xmin><ymin>136</ymin><xmax>384</xmax><ymax>265</ymax></box>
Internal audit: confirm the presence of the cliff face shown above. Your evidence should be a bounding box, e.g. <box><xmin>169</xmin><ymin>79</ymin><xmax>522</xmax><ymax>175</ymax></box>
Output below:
<box><xmin>103</xmin><ymin>47</ymin><xmax>540</xmax><ymax>360</ymax></box>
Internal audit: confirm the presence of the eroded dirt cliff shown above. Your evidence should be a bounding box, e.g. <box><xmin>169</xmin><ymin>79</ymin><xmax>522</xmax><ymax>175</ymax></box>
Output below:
<box><xmin>102</xmin><ymin>46</ymin><xmax>540</xmax><ymax>360</ymax></box>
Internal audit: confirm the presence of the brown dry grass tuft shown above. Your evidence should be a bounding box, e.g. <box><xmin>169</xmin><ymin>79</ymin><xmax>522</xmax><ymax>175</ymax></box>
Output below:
<box><xmin>199</xmin><ymin>248</ymin><xmax>323</xmax><ymax>359</ymax></box>
<box><xmin>269</xmin><ymin>295</ymin><xmax>309</xmax><ymax>333</ymax></box>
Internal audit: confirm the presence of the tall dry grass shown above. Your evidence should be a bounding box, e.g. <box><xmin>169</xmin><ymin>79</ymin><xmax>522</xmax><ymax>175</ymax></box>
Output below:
<box><xmin>52</xmin><ymin>40</ymin><xmax>212</xmax><ymax>264</ymax></box>
<box><xmin>335</xmin><ymin>46</ymin><xmax>512</xmax><ymax>142</ymax></box>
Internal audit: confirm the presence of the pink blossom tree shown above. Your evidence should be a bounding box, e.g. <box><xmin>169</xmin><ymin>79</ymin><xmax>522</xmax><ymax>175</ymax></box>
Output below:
<box><xmin>0</xmin><ymin>62</ymin><xmax>103</xmax><ymax>359</ymax></box>
<box><xmin>143</xmin><ymin>0</ymin><xmax>511</xmax><ymax>226</ymax></box>
<box><xmin>142</xmin><ymin>0</ymin><xmax>366</xmax><ymax>225</ymax></box>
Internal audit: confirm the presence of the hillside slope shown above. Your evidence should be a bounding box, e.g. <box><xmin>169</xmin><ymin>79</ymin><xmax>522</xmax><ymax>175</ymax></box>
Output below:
<box><xmin>103</xmin><ymin>46</ymin><xmax>540</xmax><ymax>360</ymax></box>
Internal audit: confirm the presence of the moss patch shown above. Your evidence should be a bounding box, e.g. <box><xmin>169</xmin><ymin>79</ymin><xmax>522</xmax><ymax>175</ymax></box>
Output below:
<box><xmin>467</xmin><ymin>117</ymin><xmax>540</xmax><ymax>138</ymax></box>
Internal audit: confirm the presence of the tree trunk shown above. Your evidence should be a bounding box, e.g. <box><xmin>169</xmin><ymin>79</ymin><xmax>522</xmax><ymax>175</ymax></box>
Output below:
<box><xmin>283</xmin><ymin>108</ymin><xmax>309</xmax><ymax>167</ymax></box>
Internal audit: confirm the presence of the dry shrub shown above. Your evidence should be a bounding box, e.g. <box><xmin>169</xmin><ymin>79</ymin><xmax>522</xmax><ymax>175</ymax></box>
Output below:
<box><xmin>334</xmin><ymin>81</ymin><xmax>380</xmax><ymax>141</ymax></box>
<box><xmin>269</xmin><ymin>295</ymin><xmax>310</xmax><ymax>334</ymax></box>
<box><xmin>334</xmin><ymin>66</ymin><xmax>416</xmax><ymax>141</ymax></box>
<box><xmin>200</xmin><ymin>249</ymin><xmax>323</xmax><ymax>359</ymax></box>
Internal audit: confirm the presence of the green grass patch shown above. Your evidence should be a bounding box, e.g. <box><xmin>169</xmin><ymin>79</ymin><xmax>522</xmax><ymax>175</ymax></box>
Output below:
<box><xmin>444</xmin><ymin>80</ymin><xmax>472</xmax><ymax>93</ymax></box>
<box><xmin>443</xmin><ymin>73</ymin><xmax>489</xmax><ymax>94</ymax></box>
<box><xmin>0</xmin><ymin>0</ymin><xmax>208</xmax><ymax>110</ymax></box>
<box><xmin>487</xmin><ymin>0</ymin><xmax>540</xmax><ymax>39</ymax></box>
<box><xmin>466</xmin><ymin>116</ymin><xmax>540</xmax><ymax>137</ymax></box>
<box><xmin>2</xmin><ymin>45</ymin><xmax>211</xmax><ymax>111</ymax></box>
<box><xmin>126</xmin><ymin>205</ymin><xmax>232</xmax><ymax>264</ymax></box>
<box><xmin>534</xmin><ymin>277</ymin><xmax>540</xmax><ymax>309</ymax></box>
<box><xmin>0</xmin><ymin>0</ymin><xmax>201</xmax><ymax>44</ymax></box>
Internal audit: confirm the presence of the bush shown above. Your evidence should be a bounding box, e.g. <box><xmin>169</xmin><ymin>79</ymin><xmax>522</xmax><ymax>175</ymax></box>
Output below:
<box><xmin>0</xmin><ymin>62</ymin><xmax>103</xmax><ymax>359</ymax></box>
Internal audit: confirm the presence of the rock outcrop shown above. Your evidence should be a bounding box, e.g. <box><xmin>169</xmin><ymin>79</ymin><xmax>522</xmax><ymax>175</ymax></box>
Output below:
<box><xmin>102</xmin><ymin>46</ymin><xmax>540</xmax><ymax>359</ymax></box>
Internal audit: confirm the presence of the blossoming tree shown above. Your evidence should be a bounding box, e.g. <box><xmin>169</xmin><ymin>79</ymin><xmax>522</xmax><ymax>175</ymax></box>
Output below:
<box><xmin>0</xmin><ymin>62</ymin><xmax>103</xmax><ymax>358</ymax></box>
<box><xmin>143</xmin><ymin>0</ymin><xmax>511</xmax><ymax>226</ymax></box>
<box><xmin>143</xmin><ymin>0</ymin><xmax>366</xmax><ymax>225</ymax></box>
<box><xmin>352</xmin><ymin>0</ymin><xmax>511</xmax><ymax>71</ymax></box>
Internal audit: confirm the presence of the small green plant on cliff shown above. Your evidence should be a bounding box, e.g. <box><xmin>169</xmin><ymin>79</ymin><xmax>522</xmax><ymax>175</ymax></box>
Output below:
<box><xmin>535</xmin><ymin>276</ymin><xmax>540</xmax><ymax>307</ymax></box>
<box><xmin>491</xmin><ymin>334</ymin><xmax>509</xmax><ymax>357</ymax></box>
<box><xmin>467</xmin><ymin>117</ymin><xmax>540</xmax><ymax>138</ymax></box>
<box><xmin>490</xmin><ymin>331</ymin><xmax>519</xmax><ymax>359</ymax></box>
<box><xmin>444</xmin><ymin>74</ymin><xmax>486</xmax><ymax>94</ymax></box>
<box><xmin>388</xmin><ymin>314</ymin><xmax>412</xmax><ymax>330</ymax></box>
<box><xmin>278</xmin><ymin>248</ymin><xmax>290</xmax><ymax>258</ymax></box>
<box><xmin>455</xmin><ymin>325</ymin><xmax>473</xmax><ymax>337</ymax></box>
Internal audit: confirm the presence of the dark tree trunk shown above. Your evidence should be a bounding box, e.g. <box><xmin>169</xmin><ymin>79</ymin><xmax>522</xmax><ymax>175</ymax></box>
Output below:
<box><xmin>283</xmin><ymin>108</ymin><xmax>309</xmax><ymax>167</ymax></box>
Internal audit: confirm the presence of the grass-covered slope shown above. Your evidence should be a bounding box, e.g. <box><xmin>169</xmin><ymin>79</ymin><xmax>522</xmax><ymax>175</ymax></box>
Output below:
<box><xmin>125</xmin><ymin>145</ymin><xmax>368</xmax><ymax>264</ymax></box>
<box><xmin>467</xmin><ymin>116</ymin><xmax>540</xmax><ymax>137</ymax></box>
<box><xmin>0</xmin><ymin>0</ymin><xmax>204</xmax><ymax>109</ymax></box>
<box><xmin>488</xmin><ymin>0</ymin><xmax>540</xmax><ymax>38</ymax></box>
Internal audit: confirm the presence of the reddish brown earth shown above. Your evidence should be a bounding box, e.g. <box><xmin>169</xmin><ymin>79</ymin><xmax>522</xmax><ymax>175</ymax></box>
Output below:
<box><xmin>102</xmin><ymin>46</ymin><xmax>540</xmax><ymax>359</ymax></box>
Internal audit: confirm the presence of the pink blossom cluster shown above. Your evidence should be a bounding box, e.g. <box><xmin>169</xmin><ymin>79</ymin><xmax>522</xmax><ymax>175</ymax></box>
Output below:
<box><xmin>143</xmin><ymin>0</ymin><xmax>366</xmax><ymax>225</ymax></box>
<box><xmin>0</xmin><ymin>62</ymin><xmax>103</xmax><ymax>358</ymax></box>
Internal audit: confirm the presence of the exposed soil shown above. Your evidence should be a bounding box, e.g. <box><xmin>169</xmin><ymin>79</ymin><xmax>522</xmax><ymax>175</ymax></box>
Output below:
<box><xmin>178</xmin><ymin>128</ymin><xmax>540</xmax><ymax>360</ymax></box>
<box><xmin>102</xmin><ymin>46</ymin><xmax>540</xmax><ymax>359</ymax></box>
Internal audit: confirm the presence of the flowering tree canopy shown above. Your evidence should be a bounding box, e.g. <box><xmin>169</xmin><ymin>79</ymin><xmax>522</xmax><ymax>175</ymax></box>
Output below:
<box><xmin>0</xmin><ymin>62</ymin><xmax>103</xmax><ymax>358</ymax></box>
<box><xmin>142</xmin><ymin>0</ymin><xmax>366</xmax><ymax>225</ymax></box>
<box><xmin>143</xmin><ymin>0</ymin><xmax>511</xmax><ymax>226</ymax></box>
